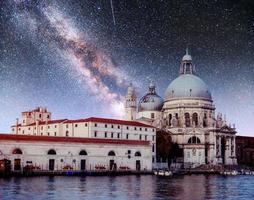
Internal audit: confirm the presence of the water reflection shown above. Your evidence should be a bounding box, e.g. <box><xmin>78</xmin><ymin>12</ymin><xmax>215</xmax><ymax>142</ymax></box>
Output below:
<box><xmin>0</xmin><ymin>175</ymin><xmax>254</xmax><ymax>200</ymax></box>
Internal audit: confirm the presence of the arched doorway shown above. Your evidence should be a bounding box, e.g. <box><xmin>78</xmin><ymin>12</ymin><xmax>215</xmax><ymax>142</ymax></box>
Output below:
<box><xmin>108</xmin><ymin>151</ymin><xmax>116</xmax><ymax>171</ymax></box>
<box><xmin>12</xmin><ymin>148</ymin><xmax>22</xmax><ymax>171</ymax></box>
<box><xmin>79</xmin><ymin>150</ymin><xmax>87</xmax><ymax>170</ymax></box>
<box><xmin>48</xmin><ymin>149</ymin><xmax>56</xmax><ymax>171</ymax></box>
<box><xmin>221</xmin><ymin>137</ymin><xmax>226</xmax><ymax>164</ymax></box>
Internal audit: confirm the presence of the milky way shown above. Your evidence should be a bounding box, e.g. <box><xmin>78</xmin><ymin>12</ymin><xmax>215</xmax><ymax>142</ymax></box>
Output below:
<box><xmin>0</xmin><ymin>0</ymin><xmax>254</xmax><ymax>135</ymax></box>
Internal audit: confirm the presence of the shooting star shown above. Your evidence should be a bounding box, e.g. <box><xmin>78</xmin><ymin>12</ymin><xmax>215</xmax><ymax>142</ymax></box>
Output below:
<box><xmin>110</xmin><ymin>0</ymin><xmax>116</xmax><ymax>26</ymax></box>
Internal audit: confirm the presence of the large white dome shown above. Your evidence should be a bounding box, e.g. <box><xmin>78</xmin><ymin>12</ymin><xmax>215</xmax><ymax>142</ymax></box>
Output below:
<box><xmin>165</xmin><ymin>74</ymin><xmax>212</xmax><ymax>101</ymax></box>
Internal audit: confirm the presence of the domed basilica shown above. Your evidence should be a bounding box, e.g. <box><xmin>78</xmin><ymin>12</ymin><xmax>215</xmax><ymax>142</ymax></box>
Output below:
<box><xmin>125</xmin><ymin>49</ymin><xmax>237</xmax><ymax>166</ymax></box>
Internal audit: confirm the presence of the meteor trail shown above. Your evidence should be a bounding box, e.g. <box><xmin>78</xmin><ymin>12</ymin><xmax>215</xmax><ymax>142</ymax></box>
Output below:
<box><xmin>110</xmin><ymin>0</ymin><xmax>116</xmax><ymax>26</ymax></box>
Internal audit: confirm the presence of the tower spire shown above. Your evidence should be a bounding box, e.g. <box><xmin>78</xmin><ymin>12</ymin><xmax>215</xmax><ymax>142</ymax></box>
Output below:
<box><xmin>186</xmin><ymin>46</ymin><xmax>189</xmax><ymax>55</ymax></box>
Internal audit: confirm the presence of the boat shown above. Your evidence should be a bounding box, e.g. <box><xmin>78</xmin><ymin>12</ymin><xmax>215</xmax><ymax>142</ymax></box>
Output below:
<box><xmin>154</xmin><ymin>170</ymin><xmax>173</xmax><ymax>176</ymax></box>
<box><xmin>220</xmin><ymin>170</ymin><xmax>238</xmax><ymax>176</ymax></box>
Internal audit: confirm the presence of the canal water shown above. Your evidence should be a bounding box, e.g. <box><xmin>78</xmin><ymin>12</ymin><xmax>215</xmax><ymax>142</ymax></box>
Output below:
<box><xmin>0</xmin><ymin>175</ymin><xmax>253</xmax><ymax>200</ymax></box>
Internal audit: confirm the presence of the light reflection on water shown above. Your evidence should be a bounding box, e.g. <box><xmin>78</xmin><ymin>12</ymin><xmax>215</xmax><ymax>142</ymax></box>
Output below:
<box><xmin>0</xmin><ymin>175</ymin><xmax>254</xmax><ymax>200</ymax></box>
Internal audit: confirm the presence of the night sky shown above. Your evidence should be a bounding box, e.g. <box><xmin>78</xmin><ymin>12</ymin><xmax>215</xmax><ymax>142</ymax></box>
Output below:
<box><xmin>0</xmin><ymin>0</ymin><xmax>254</xmax><ymax>135</ymax></box>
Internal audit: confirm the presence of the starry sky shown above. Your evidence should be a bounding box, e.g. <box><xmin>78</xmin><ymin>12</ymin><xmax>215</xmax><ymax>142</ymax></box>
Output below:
<box><xmin>0</xmin><ymin>0</ymin><xmax>254</xmax><ymax>135</ymax></box>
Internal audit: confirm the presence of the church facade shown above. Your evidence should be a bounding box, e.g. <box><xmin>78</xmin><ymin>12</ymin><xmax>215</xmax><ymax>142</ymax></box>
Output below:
<box><xmin>125</xmin><ymin>49</ymin><xmax>237</xmax><ymax>167</ymax></box>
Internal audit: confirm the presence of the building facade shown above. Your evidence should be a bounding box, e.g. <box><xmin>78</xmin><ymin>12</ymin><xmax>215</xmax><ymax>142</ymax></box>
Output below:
<box><xmin>0</xmin><ymin>134</ymin><xmax>151</xmax><ymax>172</ymax></box>
<box><xmin>0</xmin><ymin>108</ymin><xmax>157</xmax><ymax>172</ymax></box>
<box><xmin>125</xmin><ymin>49</ymin><xmax>237</xmax><ymax>167</ymax></box>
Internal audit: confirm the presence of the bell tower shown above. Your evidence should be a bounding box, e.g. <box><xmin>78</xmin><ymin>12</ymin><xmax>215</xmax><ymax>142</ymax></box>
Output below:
<box><xmin>125</xmin><ymin>83</ymin><xmax>137</xmax><ymax>121</ymax></box>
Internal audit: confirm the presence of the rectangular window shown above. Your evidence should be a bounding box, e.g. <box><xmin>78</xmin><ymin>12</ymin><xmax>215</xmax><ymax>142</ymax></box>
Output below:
<box><xmin>111</xmin><ymin>132</ymin><xmax>114</xmax><ymax>138</ymax></box>
<box><xmin>105</xmin><ymin>132</ymin><xmax>107</xmax><ymax>138</ymax></box>
<box><xmin>66</xmin><ymin>124</ymin><xmax>68</xmax><ymax>128</ymax></box>
<box><xmin>140</xmin><ymin>127</ymin><xmax>142</xmax><ymax>131</ymax></box>
<box><xmin>28</xmin><ymin>127</ymin><xmax>30</xmax><ymax>130</ymax></box>
<box><xmin>85</xmin><ymin>123</ymin><xmax>88</xmax><ymax>127</ymax></box>
<box><xmin>117</xmin><ymin>133</ymin><xmax>120</xmax><ymax>139</ymax></box>
<box><xmin>111</xmin><ymin>125</ymin><xmax>114</xmax><ymax>128</ymax></box>
<box><xmin>55</xmin><ymin>125</ymin><xmax>57</xmax><ymax>128</ymax></box>
<box><xmin>126</xmin><ymin>134</ymin><xmax>129</xmax><ymax>139</ymax></box>
<box><xmin>47</xmin><ymin>115</ymin><xmax>50</xmax><ymax>119</ymax></box>
<box><xmin>39</xmin><ymin>114</ymin><xmax>42</xmax><ymax>118</ymax></box>
<box><xmin>41</xmin><ymin>126</ymin><xmax>43</xmax><ymax>130</ymax></box>
<box><xmin>145</xmin><ymin>135</ymin><xmax>147</xmax><ymax>140</ymax></box>
<box><xmin>66</xmin><ymin>131</ymin><xmax>69</xmax><ymax>137</ymax></box>
<box><xmin>48</xmin><ymin>126</ymin><xmax>50</xmax><ymax>129</ymax></box>
<box><xmin>105</xmin><ymin>124</ymin><xmax>107</xmax><ymax>128</ymax></box>
<box><xmin>47</xmin><ymin>132</ymin><xmax>50</xmax><ymax>136</ymax></box>
<box><xmin>139</xmin><ymin>135</ymin><xmax>142</xmax><ymax>140</ymax></box>
<box><xmin>22</xmin><ymin>130</ymin><xmax>24</xmax><ymax>134</ymax></box>
<box><xmin>134</xmin><ymin>127</ymin><xmax>137</xmax><ymax>130</ymax></box>
<box><xmin>75</xmin><ymin>124</ymin><xmax>78</xmax><ymax>127</ymax></box>
<box><xmin>94</xmin><ymin>131</ymin><xmax>97</xmax><ymax>137</ymax></box>
<box><xmin>152</xmin><ymin>144</ymin><xmax>155</xmax><ymax>152</ymax></box>
<box><xmin>126</xmin><ymin>126</ymin><xmax>129</xmax><ymax>130</ymax></box>
<box><xmin>41</xmin><ymin>132</ymin><xmax>43</xmax><ymax>135</ymax></box>
<box><xmin>151</xmin><ymin>113</ymin><xmax>155</xmax><ymax>119</ymax></box>
<box><xmin>152</xmin><ymin>136</ymin><xmax>155</xmax><ymax>141</ymax></box>
<box><xmin>118</xmin><ymin>125</ymin><xmax>120</xmax><ymax>129</ymax></box>
<box><xmin>54</xmin><ymin>132</ymin><xmax>57</xmax><ymax>136</ymax></box>
<box><xmin>95</xmin><ymin>123</ymin><xmax>97</xmax><ymax>127</ymax></box>
<box><xmin>145</xmin><ymin>128</ymin><xmax>147</xmax><ymax>131</ymax></box>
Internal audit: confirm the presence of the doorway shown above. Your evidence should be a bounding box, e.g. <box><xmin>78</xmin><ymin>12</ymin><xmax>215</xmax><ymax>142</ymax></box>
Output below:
<box><xmin>14</xmin><ymin>159</ymin><xmax>21</xmax><ymax>171</ymax></box>
<box><xmin>80</xmin><ymin>159</ymin><xmax>86</xmax><ymax>170</ymax></box>
<box><xmin>136</xmin><ymin>160</ymin><xmax>141</xmax><ymax>171</ymax></box>
<box><xmin>109</xmin><ymin>160</ymin><xmax>115</xmax><ymax>171</ymax></box>
<box><xmin>49</xmin><ymin>159</ymin><xmax>55</xmax><ymax>171</ymax></box>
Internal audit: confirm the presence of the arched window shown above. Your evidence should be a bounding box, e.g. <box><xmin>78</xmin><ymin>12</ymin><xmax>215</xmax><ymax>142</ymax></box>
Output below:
<box><xmin>188</xmin><ymin>136</ymin><xmax>201</xmax><ymax>144</ymax></box>
<box><xmin>203</xmin><ymin>113</ymin><xmax>208</xmax><ymax>127</ymax></box>
<box><xmin>12</xmin><ymin>148</ymin><xmax>22</xmax><ymax>154</ymax></box>
<box><xmin>192</xmin><ymin>113</ymin><xmax>198</xmax><ymax>126</ymax></box>
<box><xmin>185</xmin><ymin>113</ymin><xmax>190</xmax><ymax>127</ymax></box>
<box><xmin>108</xmin><ymin>151</ymin><xmax>116</xmax><ymax>156</ymax></box>
<box><xmin>48</xmin><ymin>149</ymin><xmax>56</xmax><ymax>155</ymax></box>
<box><xmin>79</xmin><ymin>150</ymin><xmax>87</xmax><ymax>156</ymax></box>
<box><xmin>134</xmin><ymin>151</ymin><xmax>141</xmax><ymax>157</ymax></box>
<box><xmin>169</xmin><ymin>114</ymin><xmax>172</xmax><ymax>126</ymax></box>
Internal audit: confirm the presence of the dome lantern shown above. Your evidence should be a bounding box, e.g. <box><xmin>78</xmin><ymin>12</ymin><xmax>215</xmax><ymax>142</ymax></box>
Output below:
<box><xmin>179</xmin><ymin>47</ymin><xmax>195</xmax><ymax>75</ymax></box>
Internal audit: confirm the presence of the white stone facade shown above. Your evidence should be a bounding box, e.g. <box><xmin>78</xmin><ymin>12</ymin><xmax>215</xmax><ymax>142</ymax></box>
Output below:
<box><xmin>125</xmin><ymin>49</ymin><xmax>237</xmax><ymax>167</ymax></box>
<box><xmin>4</xmin><ymin>109</ymin><xmax>156</xmax><ymax>171</ymax></box>
<box><xmin>0</xmin><ymin>136</ymin><xmax>152</xmax><ymax>171</ymax></box>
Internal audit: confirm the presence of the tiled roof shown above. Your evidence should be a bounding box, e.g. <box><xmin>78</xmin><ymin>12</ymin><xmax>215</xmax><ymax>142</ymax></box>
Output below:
<box><xmin>11</xmin><ymin>119</ymin><xmax>67</xmax><ymax>127</ymax></box>
<box><xmin>11</xmin><ymin>117</ymin><xmax>154</xmax><ymax>128</ymax></box>
<box><xmin>28</xmin><ymin>119</ymin><xmax>68</xmax><ymax>126</ymax></box>
<box><xmin>64</xmin><ymin>117</ymin><xmax>154</xmax><ymax>128</ymax></box>
<box><xmin>0</xmin><ymin>134</ymin><xmax>150</xmax><ymax>146</ymax></box>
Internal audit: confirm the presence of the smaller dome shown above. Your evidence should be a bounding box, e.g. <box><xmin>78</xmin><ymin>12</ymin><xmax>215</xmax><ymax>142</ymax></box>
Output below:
<box><xmin>182</xmin><ymin>54</ymin><xmax>192</xmax><ymax>61</ymax></box>
<box><xmin>138</xmin><ymin>83</ymin><xmax>163</xmax><ymax>112</ymax></box>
